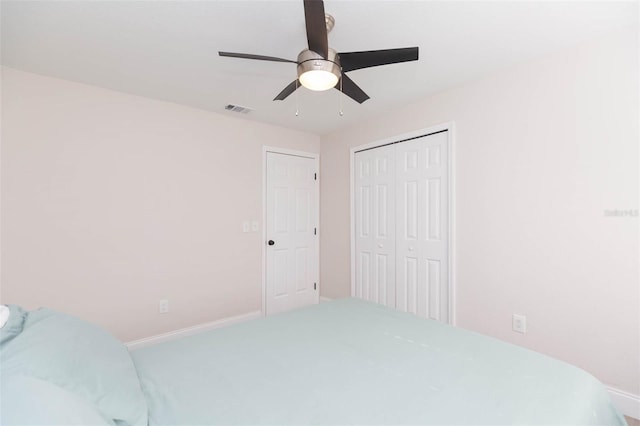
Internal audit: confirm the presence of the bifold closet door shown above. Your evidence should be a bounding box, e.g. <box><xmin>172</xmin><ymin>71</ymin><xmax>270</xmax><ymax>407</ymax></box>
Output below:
<box><xmin>395</xmin><ymin>132</ymin><xmax>448</xmax><ymax>322</ymax></box>
<box><xmin>353</xmin><ymin>145</ymin><xmax>396</xmax><ymax>307</ymax></box>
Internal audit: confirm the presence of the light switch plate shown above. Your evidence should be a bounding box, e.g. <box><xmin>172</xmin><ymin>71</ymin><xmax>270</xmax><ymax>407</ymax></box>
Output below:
<box><xmin>242</xmin><ymin>221</ymin><xmax>250</xmax><ymax>233</ymax></box>
<box><xmin>251</xmin><ymin>221</ymin><xmax>259</xmax><ymax>232</ymax></box>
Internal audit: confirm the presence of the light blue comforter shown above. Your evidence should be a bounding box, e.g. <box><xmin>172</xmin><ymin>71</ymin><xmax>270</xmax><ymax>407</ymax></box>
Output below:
<box><xmin>131</xmin><ymin>298</ymin><xmax>625</xmax><ymax>425</ymax></box>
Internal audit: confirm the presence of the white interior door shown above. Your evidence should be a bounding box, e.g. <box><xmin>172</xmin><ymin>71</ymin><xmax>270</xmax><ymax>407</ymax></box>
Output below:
<box><xmin>354</xmin><ymin>145</ymin><xmax>396</xmax><ymax>307</ymax></box>
<box><xmin>395</xmin><ymin>132</ymin><xmax>449</xmax><ymax>322</ymax></box>
<box><xmin>353</xmin><ymin>130</ymin><xmax>451</xmax><ymax>323</ymax></box>
<box><xmin>265</xmin><ymin>151</ymin><xmax>319</xmax><ymax>315</ymax></box>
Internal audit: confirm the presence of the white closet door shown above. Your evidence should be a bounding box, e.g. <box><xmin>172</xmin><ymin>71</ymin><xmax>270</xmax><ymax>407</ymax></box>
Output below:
<box><xmin>395</xmin><ymin>132</ymin><xmax>449</xmax><ymax>321</ymax></box>
<box><xmin>354</xmin><ymin>145</ymin><xmax>396</xmax><ymax>307</ymax></box>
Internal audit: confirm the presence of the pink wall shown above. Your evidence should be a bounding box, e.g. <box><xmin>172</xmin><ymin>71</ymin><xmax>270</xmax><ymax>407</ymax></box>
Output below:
<box><xmin>1</xmin><ymin>68</ymin><xmax>320</xmax><ymax>341</ymax></box>
<box><xmin>320</xmin><ymin>28</ymin><xmax>639</xmax><ymax>395</ymax></box>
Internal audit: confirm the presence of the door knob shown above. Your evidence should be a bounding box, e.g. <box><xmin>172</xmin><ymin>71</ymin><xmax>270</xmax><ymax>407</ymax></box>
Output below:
<box><xmin>268</xmin><ymin>240</ymin><xmax>275</xmax><ymax>246</ymax></box>
<box><xmin>408</xmin><ymin>246</ymin><xmax>414</xmax><ymax>251</ymax></box>
<box><xmin>378</xmin><ymin>243</ymin><xmax>383</xmax><ymax>248</ymax></box>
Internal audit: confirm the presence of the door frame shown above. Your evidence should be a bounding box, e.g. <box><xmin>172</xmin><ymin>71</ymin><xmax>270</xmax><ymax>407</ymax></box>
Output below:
<box><xmin>349</xmin><ymin>122</ymin><xmax>457</xmax><ymax>325</ymax></box>
<box><xmin>262</xmin><ymin>146</ymin><xmax>320</xmax><ymax>316</ymax></box>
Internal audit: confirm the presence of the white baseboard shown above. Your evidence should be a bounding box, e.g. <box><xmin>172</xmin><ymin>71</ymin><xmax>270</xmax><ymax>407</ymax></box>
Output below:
<box><xmin>607</xmin><ymin>386</ymin><xmax>640</xmax><ymax>420</ymax></box>
<box><xmin>319</xmin><ymin>296</ymin><xmax>332</xmax><ymax>303</ymax></box>
<box><xmin>125</xmin><ymin>310</ymin><xmax>262</xmax><ymax>350</ymax></box>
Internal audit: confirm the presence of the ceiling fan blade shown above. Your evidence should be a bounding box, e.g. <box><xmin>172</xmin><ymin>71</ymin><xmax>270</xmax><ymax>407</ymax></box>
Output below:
<box><xmin>338</xmin><ymin>47</ymin><xmax>419</xmax><ymax>72</ymax></box>
<box><xmin>219</xmin><ymin>51</ymin><xmax>296</xmax><ymax>64</ymax></box>
<box><xmin>303</xmin><ymin>0</ymin><xmax>328</xmax><ymax>58</ymax></box>
<box><xmin>336</xmin><ymin>74</ymin><xmax>370</xmax><ymax>104</ymax></box>
<box><xmin>274</xmin><ymin>80</ymin><xmax>299</xmax><ymax>101</ymax></box>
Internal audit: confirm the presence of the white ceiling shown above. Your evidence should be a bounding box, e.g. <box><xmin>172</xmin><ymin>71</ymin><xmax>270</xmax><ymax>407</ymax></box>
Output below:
<box><xmin>1</xmin><ymin>1</ymin><xmax>636</xmax><ymax>135</ymax></box>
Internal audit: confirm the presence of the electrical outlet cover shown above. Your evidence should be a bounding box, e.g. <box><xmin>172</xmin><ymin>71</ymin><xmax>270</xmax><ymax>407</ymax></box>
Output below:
<box><xmin>512</xmin><ymin>314</ymin><xmax>526</xmax><ymax>334</ymax></box>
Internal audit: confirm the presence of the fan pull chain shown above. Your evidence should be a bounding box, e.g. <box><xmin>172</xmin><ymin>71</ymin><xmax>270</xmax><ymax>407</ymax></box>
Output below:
<box><xmin>295</xmin><ymin>79</ymin><xmax>300</xmax><ymax>117</ymax></box>
<box><xmin>338</xmin><ymin>75</ymin><xmax>344</xmax><ymax>117</ymax></box>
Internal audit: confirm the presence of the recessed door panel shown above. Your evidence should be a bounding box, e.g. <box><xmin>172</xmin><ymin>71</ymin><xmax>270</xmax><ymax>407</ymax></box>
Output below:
<box><xmin>274</xmin><ymin>187</ymin><xmax>288</xmax><ymax>233</ymax></box>
<box><xmin>405</xmin><ymin>181</ymin><xmax>418</xmax><ymax>240</ymax></box>
<box><xmin>295</xmin><ymin>188</ymin><xmax>310</xmax><ymax>233</ymax></box>
<box><xmin>273</xmin><ymin>248</ymin><xmax>288</xmax><ymax>298</ymax></box>
<box><xmin>295</xmin><ymin>247</ymin><xmax>309</xmax><ymax>293</ymax></box>
<box><xmin>428</xmin><ymin>259</ymin><xmax>441</xmax><ymax>320</ymax></box>
<box><xmin>426</xmin><ymin>178</ymin><xmax>441</xmax><ymax>241</ymax></box>
<box><xmin>375</xmin><ymin>253</ymin><xmax>388</xmax><ymax>304</ymax></box>
<box><xmin>358</xmin><ymin>251</ymin><xmax>371</xmax><ymax>299</ymax></box>
<box><xmin>359</xmin><ymin>186</ymin><xmax>371</xmax><ymax>238</ymax></box>
<box><xmin>376</xmin><ymin>184</ymin><xmax>389</xmax><ymax>238</ymax></box>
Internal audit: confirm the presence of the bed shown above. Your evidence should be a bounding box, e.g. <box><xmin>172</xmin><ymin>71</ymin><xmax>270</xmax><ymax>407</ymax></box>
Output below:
<box><xmin>0</xmin><ymin>299</ymin><xmax>627</xmax><ymax>425</ymax></box>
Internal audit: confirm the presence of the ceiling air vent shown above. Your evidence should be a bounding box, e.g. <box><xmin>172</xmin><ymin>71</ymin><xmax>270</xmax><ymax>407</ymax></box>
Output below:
<box><xmin>224</xmin><ymin>104</ymin><xmax>253</xmax><ymax>114</ymax></box>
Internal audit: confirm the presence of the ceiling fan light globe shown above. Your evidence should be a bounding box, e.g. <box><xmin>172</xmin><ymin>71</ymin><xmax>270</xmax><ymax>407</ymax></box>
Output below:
<box><xmin>296</xmin><ymin>48</ymin><xmax>341</xmax><ymax>92</ymax></box>
<box><xmin>299</xmin><ymin>70</ymin><xmax>339</xmax><ymax>91</ymax></box>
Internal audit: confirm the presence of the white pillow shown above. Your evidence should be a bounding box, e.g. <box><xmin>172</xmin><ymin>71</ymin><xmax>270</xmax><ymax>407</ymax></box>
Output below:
<box><xmin>1</xmin><ymin>375</ymin><xmax>115</xmax><ymax>425</ymax></box>
<box><xmin>1</xmin><ymin>307</ymin><xmax>148</xmax><ymax>426</ymax></box>
<box><xmin>0</xmin><ymin>305</ymin><xmax>9</xmax><ymax>329</ymax></box>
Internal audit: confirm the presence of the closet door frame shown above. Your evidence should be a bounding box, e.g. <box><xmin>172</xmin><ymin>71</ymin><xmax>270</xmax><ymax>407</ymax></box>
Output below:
<box><xmin>349</xmin><ymin>121</ymin><xmax>457</xmax><ymax>325</ymax></box>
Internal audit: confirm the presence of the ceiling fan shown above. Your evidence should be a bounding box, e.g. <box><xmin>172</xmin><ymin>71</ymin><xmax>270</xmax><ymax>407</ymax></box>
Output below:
<box><xmin>219</xmin><ymin>0</ymin><xmax>419</xmax><ymax>104</ymax></box>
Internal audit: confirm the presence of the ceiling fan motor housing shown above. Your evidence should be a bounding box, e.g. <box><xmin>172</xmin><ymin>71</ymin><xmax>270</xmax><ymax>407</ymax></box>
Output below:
<box><xmin>297</xmin><ymin>48</ymin><xmax>341</xmax><ymax>91</ymax></box>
